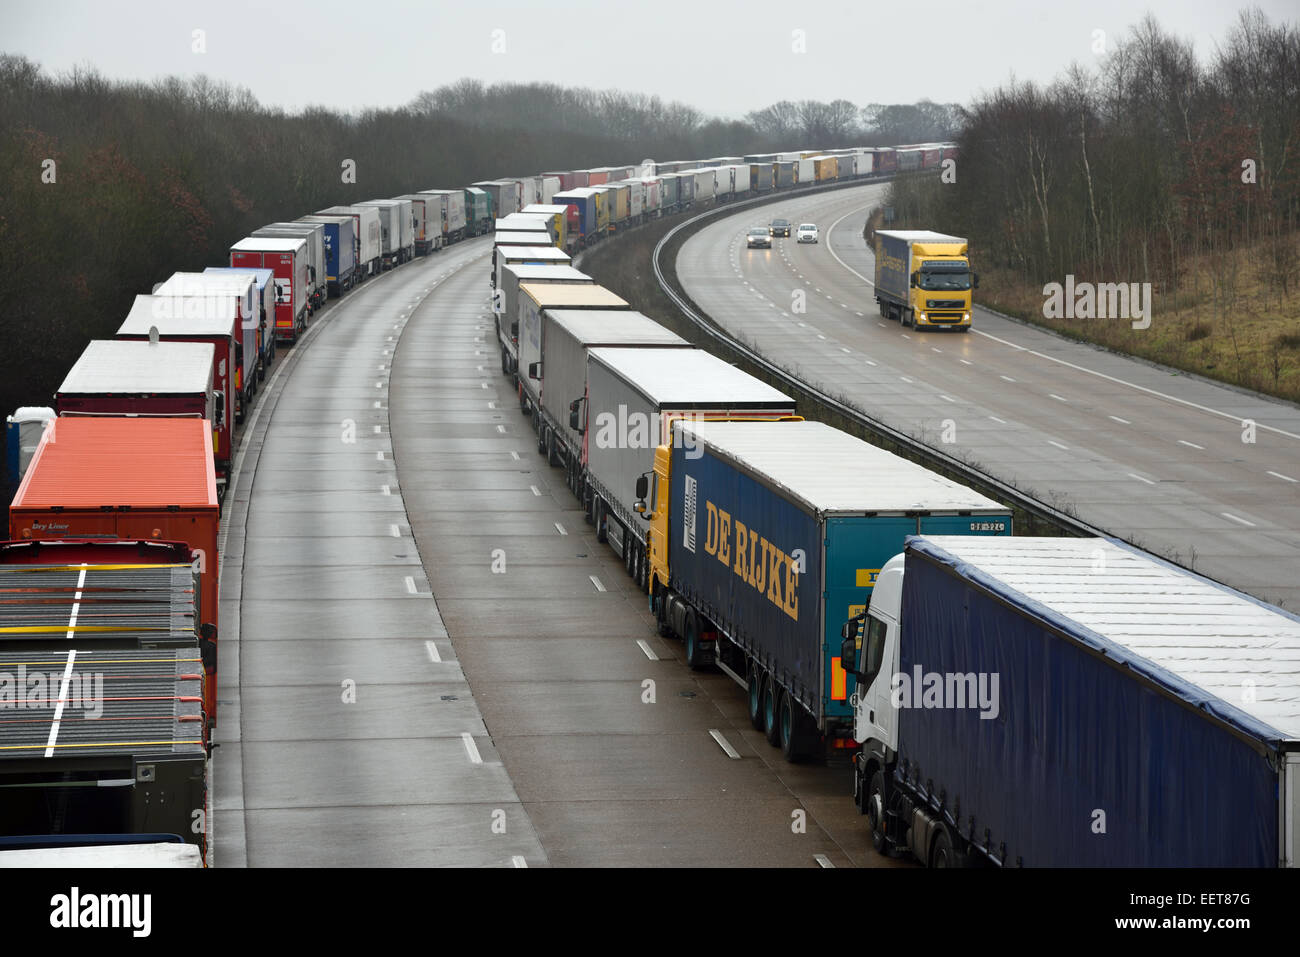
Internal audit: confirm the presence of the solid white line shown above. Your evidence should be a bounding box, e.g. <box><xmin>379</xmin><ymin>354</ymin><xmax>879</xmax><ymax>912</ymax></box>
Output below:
<box><xmin>709</xmin><ymin>729</ymin><xmax>742</xmax><ymax>759</ymax></box>
<box><xmin>900</xmin><ymin>376</ymin><xmax>913</xmax><ymax>384</ymax></box>
<box><xmin>959</xmin><ymin>358</ymin><xmax>973</xmax><ymax>365</ymax></box>
<box><xmin>45</xmin><ymin>648</ymin><xmax>78</xmax><ymax>757</ymax></box>
<box><xmin>817</xmin><ymin>334</ymin><xmax>826</xmax><ymax>340</ymax></box>
<box><xmin>554</xmin><ymin>522</ymin><xmax>567</xmax><ymax>536</ymax></box>
<box><xmin>1268</xmin><ymin>470</ymin><xmax>1298</xmax><ymax>483</ymax></box>
<box><xmin>865</xmin><ymin>359</ymin><xmax>877</xmax><ymax>366</ymax></box>
<box><xmin>840</xmin><ymin>347</ymin><xmax>851</xmax><ymax>354</ymax></box>
<box><xmin>1128</xmin><ymin>472</ymin><xmax>1156</xmax><ymax>485</ymax></box>
<box><xmin>589</xmin><ymin>575</ymin><xmax>606</xmax><ymax>592</ymax></box>
<box><xmin>1178</xmin><ymin>439</ymin><xmax>1205</xmax><ymax>450</ymax></box>
<box><xmin>404</xmin><ymin>576</ymin><xmax>417</xmax><ymax>594</ymax></box>
<box><xmin>636</xmin><ymin>639</ymin><xmax>658</xmax><ymax>661</ymax></box>
<box><xmin>512</xmin><ymin>856</ymin><xmax>527</xmax><ymax>868</ymax></box>
<box><xmin>1222</xmin><ymin>512</ymin><xmax>1256</xmax><ymax>527</ymax></box>
<box><xmin>461</xmin><ymin>733</ymin><xmax>483</xmax><ymax>765</ymax></box>
<box><xmin>530</xmin><ymin>485</ymin><xmax>541</xmax><ymax>496</ymax></box>
<box><xmin>939</xmin><ymin>394</ymin><xmax>955</xmax><ymax>403</ymax></box>
<box><xmin>390</xmin><ymin>524</ymin><xmax>401</xmax><ymax>537</ymax></box>
<box><xmin>1048</xmin><ymin>440</ymin><xmax>1070</xmax><ymax>451</ymax></box>
<box><xmin>1000</xmin><ymin>375</ymin><xmax>1016</xmax><ymax>382</ymax></box>
<box><xmin>1109</xmin><ymin>415</ymin><xmax>1131</xmax><ymax>425</ymax></box>
<box><xmin>425</xmin><ymin>640</ymin><xmax>442</xmax><ymax>663</ymax></box>
<box><xmin>988</xmin><ymin>415</ymin><xmax>1007</xmax><ymax>425</ymax></box>
<box><xmin>1049</xmin><ymin>393</ymin><xmax>1068</xmax><ymax>403</ymax></box>
<box><xmin>815</xmin><ymin>854</ymin><xmax>835</xmax><ymax>869</ymax></box>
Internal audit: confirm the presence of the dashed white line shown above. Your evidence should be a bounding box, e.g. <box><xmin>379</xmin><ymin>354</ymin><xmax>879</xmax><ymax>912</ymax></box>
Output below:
<box><xmin>496</xmin><ymin>425</ymin><xmax>506</xmax><ymax>433</ymax></box>
<box><xmin>1178</xmin><ymin>439</ymin><xmax>1205</xmax><ymax>450</ymax></box>
<box><xmin>1128</xmin><ymin>472</ymin><xmax>1156</xmax><ymax>485</ymax></box>
<box><xmin>425</xmin><ymin>641</ymin><xmax>442</xmax><ymax>663</ymax></box>
<box><xmin>636</xmin><ymin>640</ymin><xmax>658</xmax><ymax>661</ymax></box>
<box><xmin>1109</xmin><ymin>415</ymin><xmax>1131</xmax><ymax>425</ymax></box>
<box><xmin>530</xmin><ymin>485</ymin><xmax>541</xmax><ymax>496</ymax></box>
<box><xmin>814</xmin><ymin>854</ymin><xmax>835</xmax><ymax>869</ymax></box>
<box><xmin>404</xmin><ymin>576</ymin><xmax>417</xmax><ymax>594</ymax></box>
<box><xmin>899</xmin><ymin>376</ymin><xmax>913</xmax><ymax>384</ymax></box>
<box><xmin>589</xmin><ymin>575</ymin><xmax>606</xmax><ymax>592</ymax></box>
<box><xmin>1221</xmin><ymin>512</ymin><xmax>1256</xmax><ymax>527</ymax></box>
<box><xmin>1047</xmin><ymin>440</ymin><xmax>1070</xmax><ymax>451</ymax></box>
<box><xmin>1049</xmin><ymin>394</ymin><xmax>1069</xmax><ymax>403</ymax></box>
<box><xmin>380</xmin><ymin>484</ymin><xmax>391</xmax><ymax>496</ymax></box>
<box><xmin>988</xmin><ymin>415</ymin><xmax>1007</xmax><ymax>425</ymax></box>
<box><xmin>959</xmin><ymin>358</ymin><xmax>973</xmax><ymax>365</ymax></box>
<box><xmin>510</xmin><ymin>450</ymin><xmax>520</xmax><ymax>461</ymax></box>
<box><xmin>376</xmin><ymin>451</ymin><xmax>385</xmax><ymax>461</ymax></box>
<box><xmin>1267</xmin><ymin>470</ymin><xmax>1297</xmax><ymax>483</ymax></box>
<box><xmin>554</xmin><ymin>522</ymin><xmax>568</xmax><ymax>536</ymax></box>
<box><xmin>512</xmin><ymin>856</ymin><xmax>527</xmax><ymax>868</ymax></box>
<box><xmin>709</xmin><ymin>729</ymin><xmax>741</xmax><ymax>759</ymax></box>
<box><xmin>461</xmin><ymin>733</ymin><xmax>483</xmax><ymax>765</ymax></box>
<box><xmin>390</xmin><ymin>524</ymin><xmax>401</xmax><ymax>537</ymax></box>
<box><xmin>931</xmin><ymin>347</ymin><xmax>943</xmax><ymax>354</ymax></box>
<box><xmin>938</xmin><ymin>394</ymin><xmax>955</xmax><ymax>403</ymax></box>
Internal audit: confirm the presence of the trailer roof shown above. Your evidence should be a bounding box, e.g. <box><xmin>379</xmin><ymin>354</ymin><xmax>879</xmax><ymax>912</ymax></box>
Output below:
<box><xmin>911</xmin><ymin>536</ymin><xmax>1300</xmax><ymax>744</ymax></box>
<box><xmin>676</xmin><ymin>420</ymin><xmax>1010</xmax><ymax>517</ymax></box>
<box><xmin>117</xmin><ymin>295</ymin><xmax>238</xmax><ymax>337</ymax></box>
<box><xmin>589</xmin><ymin>348</ymin><xmax>794</xmax><ymax>410</ymax></box>
<box><xmin>522</xmin><ymin>205</ymin><xmax>570</xmax><ymax>215</ymax></box>
<box><xmin>495</xmin><ymin>232</ymin><xmax>557</xmax><ymax>247</ymax></box>
<box><xmin>876</xmin><ymin>230</ymin><xmax>967</xmax><ymax>244</ymax></box>
<box><xmin>230</xmin><ymin>236</ymin><xmax>306</xmax><ymax>253</ymax></box>
<box><xmin>501</xmin><ymin>265</ymin><xmax>591</xmax><ymax>283</ymax></box>
<box><xmin>58</xmin><ymin>339</ymin><xmax>214</xmax><ymax>394</ymax></box>
<box><xmin>0</xmin><ymin>843</ymin><xmax>203</xmax><ymax>867</ymax></box>
<box><xmin>496</xmin><ymin>246</ymin><xmax>570</xmax><ymax>262</ymax></box>
<box><xmin>519</xmin><ymin>283</ymin><xmax>627</xmax><ymax>309</ymax></box>
<box><xmin>11</xmin><ymin>417</ymin><xmax>218</xmax><ymax>509</ymax></box>
<box><xmin>548</xmin><ymin>310</ymin><xmax>689</xmax><ymax>346</ymax></box>
<box><xmin>495</xmin><ymin>216</ymin><xmax>550</xmax><ymax>231</ymax></box>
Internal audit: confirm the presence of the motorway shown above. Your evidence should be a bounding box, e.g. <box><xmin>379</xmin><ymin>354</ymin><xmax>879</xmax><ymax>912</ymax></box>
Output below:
<box><xmin>215</xmin><ymin>232</ymin><xmax>897</xmax><ymax>867</ymax></box>
<box><xmin>677</xmin><ymin>183</ymin><xmax>1300</xmax><ymax>611</ymax></box>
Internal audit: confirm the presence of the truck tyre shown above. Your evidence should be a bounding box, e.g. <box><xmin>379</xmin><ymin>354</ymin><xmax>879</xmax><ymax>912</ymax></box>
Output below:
<box><xmin>930</xmin><ymin>828</ymin><xmax>966</xmax><ymax>869</ymax></box>
<box><xmin>747</xmin><ymin>664</ymin><xmax>765</xmax><ymax>730</ymax></box>
<box><xmin>867</xmin><ymin>770</ymin><xmax>889</xmax><ymax>854</ymax></box>
<box><xmin>501</xmin><ymin>346</ymin><xmax>510</xmax><ymax>374</ymax></box>
<box><xmin>763</xmin><ymin>676</ymin><xmax>783</xmax><ymax>746</ymax></box>
<box><xmin>547</xmin><ymin>430</ymin><xmax>561</xmax><ymax>468</ymax></box>
<box><xmin>594</xmin><ymin>499</ymin><xmax>607</xmax><ymax>543</ymax></box>
<box><xmin>684</xmin><ymin>612</ymin><xmax>707</xmax><ymax>671</ymax></box>
<box><xmin>958</xmin><ymin>326</ymin><xmax>971</xmax><ymax>334</ymax></box>
<box><xmin>779</xmin><ymin>693</ymin><xmax>811</xmax><ymax>763</ymax></box>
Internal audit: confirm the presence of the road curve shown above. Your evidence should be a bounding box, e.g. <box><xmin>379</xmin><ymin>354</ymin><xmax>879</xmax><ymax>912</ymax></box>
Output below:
<box><xmin>677</xmin><ymin>183</ymin><xmax>1300</xmax><ymax>611</ymax></box>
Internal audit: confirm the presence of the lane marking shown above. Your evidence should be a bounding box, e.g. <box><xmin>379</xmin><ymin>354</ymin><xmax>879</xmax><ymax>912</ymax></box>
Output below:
<box><xmin>939</xmin><ymin>394</ymin><xmax>955</xmax><ymax>403</ymax></box>
<box><xmin>709</xmin><ymin>729</ymin><xmax>741</xmax><ymax>759</ymax></box>
<box><xmin>1128</xmin><ymin>472</ymin><xmax>1156</xmax><ymax>485</ymax></box>
<box><xmin>1222</xmin><ymin>512</ymin><xmax>1256</xmax><ymax>527</ymax></box>
<box><xmin>1049</xmin><ymin>393</ymin><xmax>1069</xmax><ymax>403</ymax></box>
<box><xmin>425</xmin><ymin>640</ymin><xmax>442</xmax><ymax>663</ymax></box>
<box><xmin>496</xmin><ymin>425</ymin><xmax>506</xmax><ymax>433</ymax></box>
<box><xmin>1267</xmin><ymin>470</ymin><xmax>1297</xmax><ymax>483</ymax></box>
<box><xmin>461</xmin><ymin>732</ymin><xmax>483</xmax><ymax>765</ymax></box>
<box><xmin>512</xmin><ymin>856</ymin><xmax>527</xmax><ymax>868</ymax></box>
<box><xmin>1000</xmin><ymin>375</ymin><xmax>1016</xmax><ymax>382</ymax></box>
<box><xmin>554</xmin><ymin>522</ymin><xmax>568</xmax><ymax>536</ymax></box>
<box><xmin>1178</xmin><ymin>439</ymin><xmax>1205</xmax><ymax>450</ymax></box>
<box><xmin>899</xmin><ymin>376</ymin><xmax>913</xmax><ymax>384</ymax></box>
<box><xmin>390</xmin><ymin>524</ymin><xmax>401</xmax><ymax>537</ymax></box>
<box><xmin>959</xmin><ymin>358</ymin><xmax>973</xmax><ymax>365</ymax></box>
<box><xmin>404</xmin><ymin>575</ymin><xmax>418</xmax><ymax>594</ymax></box>
<box><xmin>636</xmin><ymin>639</ymin><xmax>658</xmax><ymax>661</ymax></box>
<box><xmin>1048</xmin><ymin>440</ymin><xmax>1070</xmax><ymax>451</ymax></box>
<box><xmin>510</xmin><ymin>450</ymin><xmax>520</xmax><ymax>461</ymax></box>
<box><xmin>377</xmin><ymin>451</ymin><xmax>384</xmax><ymax>461</ymax></box>
<box><xmin>380</xmin><ymin>484</ymin><xmax>391</xmax><ymax>496</ymax></box>
<box><xmin>988</xmin><ymin>415</ymin><xmax>1007</xmax><ymax>425</ymax></box>
<box><xmin>530</xmin><ymin>485</ymin><xmax>541</xmax><ymax>496</ymax></box>
<box><xmin>1109</xmin><ymin>415</ymin><xmax>1131</xmax><ymax>425</ymax></box>
<box><xmin>815</xmin><ymin>854</ymin><xmax>835</xmax><ymax>869</ymax></box>
<box><xmin>590</xmin><ymin>575</ymin><xmax>606</xmax><ymax>592</ymax></box>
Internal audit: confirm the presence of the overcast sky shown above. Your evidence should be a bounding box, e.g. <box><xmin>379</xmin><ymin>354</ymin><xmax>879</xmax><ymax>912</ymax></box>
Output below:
<box><xmin>3</xmin><ymin>1</ymin><xmax>1292</xmax><ymax>117</ymax></box>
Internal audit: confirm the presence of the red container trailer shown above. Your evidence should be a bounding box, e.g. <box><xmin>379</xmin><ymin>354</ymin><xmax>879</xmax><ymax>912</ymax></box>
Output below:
<box><xmin>115</xmin><ymin>296</ymin><xmax>236</xmax><ymax>489</ymax></box>
<box><xmin>229</xmin><ymin>236</ymin><xmax>310</xmax><ymax>343</ymax></box>
<box><xmin>8</xmin><ymin>417</ymin><xmax>222</xmax><ymax>721</ymax></box>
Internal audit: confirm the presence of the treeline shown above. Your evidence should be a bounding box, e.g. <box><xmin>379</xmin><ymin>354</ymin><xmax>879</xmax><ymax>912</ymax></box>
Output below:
<box><xmin>0</xmin><ymin>59</ymin><xmax>926</xmax><ymax>418</ymax></box>
<box><xmin>747</xmin><ymin>100</ymin><xmax>961</xmax><ymax>146</ymax></box>
<box><xmin>888</xmin><ymin>10</ymin><xmax>1299</xmax><ymax>321</ymax></box>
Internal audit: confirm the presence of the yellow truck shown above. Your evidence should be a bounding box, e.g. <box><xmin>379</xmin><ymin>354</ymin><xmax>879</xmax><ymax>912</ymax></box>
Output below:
<box><xmin>873</xmin><ymin>230</ymin><xmax>977</xmax><ymax>332</ymax></box>
<box><xmin>811</xmin><ymin>155</ymin><xmax>839</xmax><ymax>182</ymax></box>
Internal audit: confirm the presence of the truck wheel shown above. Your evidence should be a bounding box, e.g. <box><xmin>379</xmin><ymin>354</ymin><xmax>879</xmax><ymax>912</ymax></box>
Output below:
<box><xmin>684</xmin><ymin>613</ymin><xmax>707</xmax><ymax>671</ymax></box>
<box><xmin>747</xmin><ymin>664</ymin><xmax>765</xmax><ymax>730</ymax></box>
<box><xmin>958</xmin><ymin>326</ymin><xmax>971</xmax><ymax>334</ymax></box>
<box><xmin>779</xmin><ymin>693</ymin><xmax>810</xmax><ymax>763</ymax></box>
<box><xmin>546</xmin><ymin>430</ymin><xmax>561</xmax><ymax>468</ymax></box>
<box><xmin>594</xmin><ymin>499</ymin><xmax>607</xmax><ymax>543</ymax></box>
<box><xmin>867</xmin><ymin>770</ymin><xmax>889</xmax><ymax>854</ymax></box>
<box><xmin>501</xmin><ymin>347</ymin><xmax>509</xmax><ymax>374</ymax></box>
<box><xmin>763</xmin><ymin>677</ymin><xmax>783</xmax><ymax>746</ymax></box>
<box><xmin>930</xmin><ymin>828</ymin><xmax>966</xmax><ymax>869</ymax></box>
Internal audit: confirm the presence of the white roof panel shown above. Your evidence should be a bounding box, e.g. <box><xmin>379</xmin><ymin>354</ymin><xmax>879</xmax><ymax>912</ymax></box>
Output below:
<box><xmin>548</xmin><ymin>311</ymin><xmax>688</xmax><ymax>346</ymax></box>
<box><xmin>589</xmin><ymin>348</ymin><xmax>794</xmax><ymax>410</ymax></box>
<box><xmin>916</xmin><ymin>536</ymin><xmax>1300</xmax><ymax>741</ymax></box>
<box><xmin>496</xmin><ymin>246</ymin><xmax>570</xmax><ymax>261</ymax></box>
<box><xmin>678</xmin><ymin>420</ymin><xmax>1010</xmax><ymax>517</ymax></box>
<box><xmin>502</xmin><ymin>265</ymin><xmax>591</xmax><ymax>283</ymax></box>
<box><xmin>58</xmin><ymin>340</ymin><xmax>215</xmax><ymax>394</ymax></box>
<box><xmin>117</xmin><ymin>295</ymin><xmax>238</xmax><ymax>337</ymax></box>
<box><xmin>230</xmin><ymin>236</ymin><xmax>306</xmax><ymax>253</ymax></box>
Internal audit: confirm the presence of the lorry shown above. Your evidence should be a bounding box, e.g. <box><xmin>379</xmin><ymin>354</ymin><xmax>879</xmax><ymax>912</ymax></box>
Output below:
<box><xmin>153</xmin><ymin>272</ymin><xmax>258</xmax><ymax>417</ymax></box>
<box><xmin>296</xmin><ymin>215</ymin><xmax>358</xmax><ymax>296</ymax></box>
<box><xmin>204</xmin><ymin>265</ymin><xmax>277</xmax><ymax>377</ymax></box>
<box><xmin>537</xmin><ymin>310</ymin><xmax>689</xmax><ymax>490</ymax></box>
<box><xmin>358</xmin><ymin>198</ymin><xmax>415</xmax><ymax>267</ymax></box>
<box><xmin>572</xmin><ymin>350</ymin><xmax>796</xmax><ymax>598</ymax></box>
<box><xmin>419</xmin><ymin>189</ymin><xmax>468</xmax><ymax>244</ymax></box>
<box><xmin>538</xmin><ymin>175</ymin><xmax>561</xmax><ymax>204</ymax></box>
<box><xmin>517</xmin><ymin>283</ymin><xmax>629</xmax><ymax>416</ymax></box>
<box><xmin>495</xmin><ymin>214</ymin><xmax>555</xmax><ymax>244</ymax></box>
<box><xmin>842</xmin><ymin>535</ymin><xmax>1300</xmax><ymax>867</ymax></box>
<box><xmin>315</xmin><ymin>205</ymin><xmax>382</xmax><ymax>279</ymax></box>
<box><xmin>521</xmin><ymin>204</ymin><xmax>570</xmax><ymax>250</ymax></box>
<box><xmin>494</xmin><ymin>264</ymin><xmax>593</xmax><ymax>375</ymax></box>
<box><xmin>55</xmin><ymin>340</ymin><xmax>216</xmax><ymax>446</ymax></box>
<box><xmin>472</xmin><ymin>181</ymin><xmax>518</xmax><ymax>218</ymax></box>
<box><xmin>493</xmin><ymin>245</ymin><xmax>573</xmax><ymax>291</ymax></box>
<box><xmin>873</xmin><ymin>230</ymin><xmax>976</xmax><ymax>332</ymax></box>
<box><xmin>229</xmin><ymin>235</ymin><xmax>312</xmax><ymax>341</ymax></box>
<box><xmin>636</xmin><ymin>420</ymin><xmax>1012</xmax><ymax>762</ymax></box>
<box><xmin>395</xmin><ymin>194</ymin><xmax>443</xmax><ymax>255</ymax></box>
<box><xmin>8</xmin><ymin>417</ymin><xmax>221</xmax><ymax>720</ymax></box>
<box><xmin>796</xmin><ymin>158</ymin><xmax>814</xmax><ymax>185</ymax></box>
<box><xmin>688</xmin><ymin>169</ymin><xmax>716</xmax><ymax>204</ymax></box>
<box><xmin>252</xmin><ymin>222</ymin><xmax>327</xmax><ymax>310</ymax></box>
<box><xmin>116</xmin><ymin>295</ymin><xmax>235</xmax><ymax>477</ymax></box>
<box><xmin>551</xmin><ymin>189</ymin><xmax>599</xmax><ymax>248</ymax></box>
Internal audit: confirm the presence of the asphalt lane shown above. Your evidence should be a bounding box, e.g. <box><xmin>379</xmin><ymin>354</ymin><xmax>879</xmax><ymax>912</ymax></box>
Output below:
<box><xmin>678</xmin><ymin>184</ymin><xmax>1300</xmax><ymax>610</ymax></box>
<box><xmin>214</xmin><ymin>240</ymin><xmax>545</xmax><ymax>867</ymax></box>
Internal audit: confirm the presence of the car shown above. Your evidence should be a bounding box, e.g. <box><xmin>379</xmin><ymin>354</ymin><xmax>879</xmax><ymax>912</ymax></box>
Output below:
<box><xmin>796</xmin><ymin>223</ymin><xmax>818</xmax><ymax>243</ymax></box>
<box><xmin>769</xmin><ymin>219</ymin><xmax>791</xmax><ymax>237</ymax></box>
<box><xmin>746</xmin><ymin>227</ymin><xmax>771</xmax><ymax>249</ymax></box>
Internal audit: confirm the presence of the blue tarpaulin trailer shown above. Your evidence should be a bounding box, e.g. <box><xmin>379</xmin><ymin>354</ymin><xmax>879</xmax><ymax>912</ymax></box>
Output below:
<box><xmin>296</xmin><ymin>214</ymin><xmax>358</xmax><ymax>295</ymax></box>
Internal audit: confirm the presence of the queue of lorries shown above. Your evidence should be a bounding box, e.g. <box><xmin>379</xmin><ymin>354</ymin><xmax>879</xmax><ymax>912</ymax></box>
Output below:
<box><xmin>3</xmin><ymin>132</ymin><xmax>1294</xmax><ymax>869</ymax></box>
